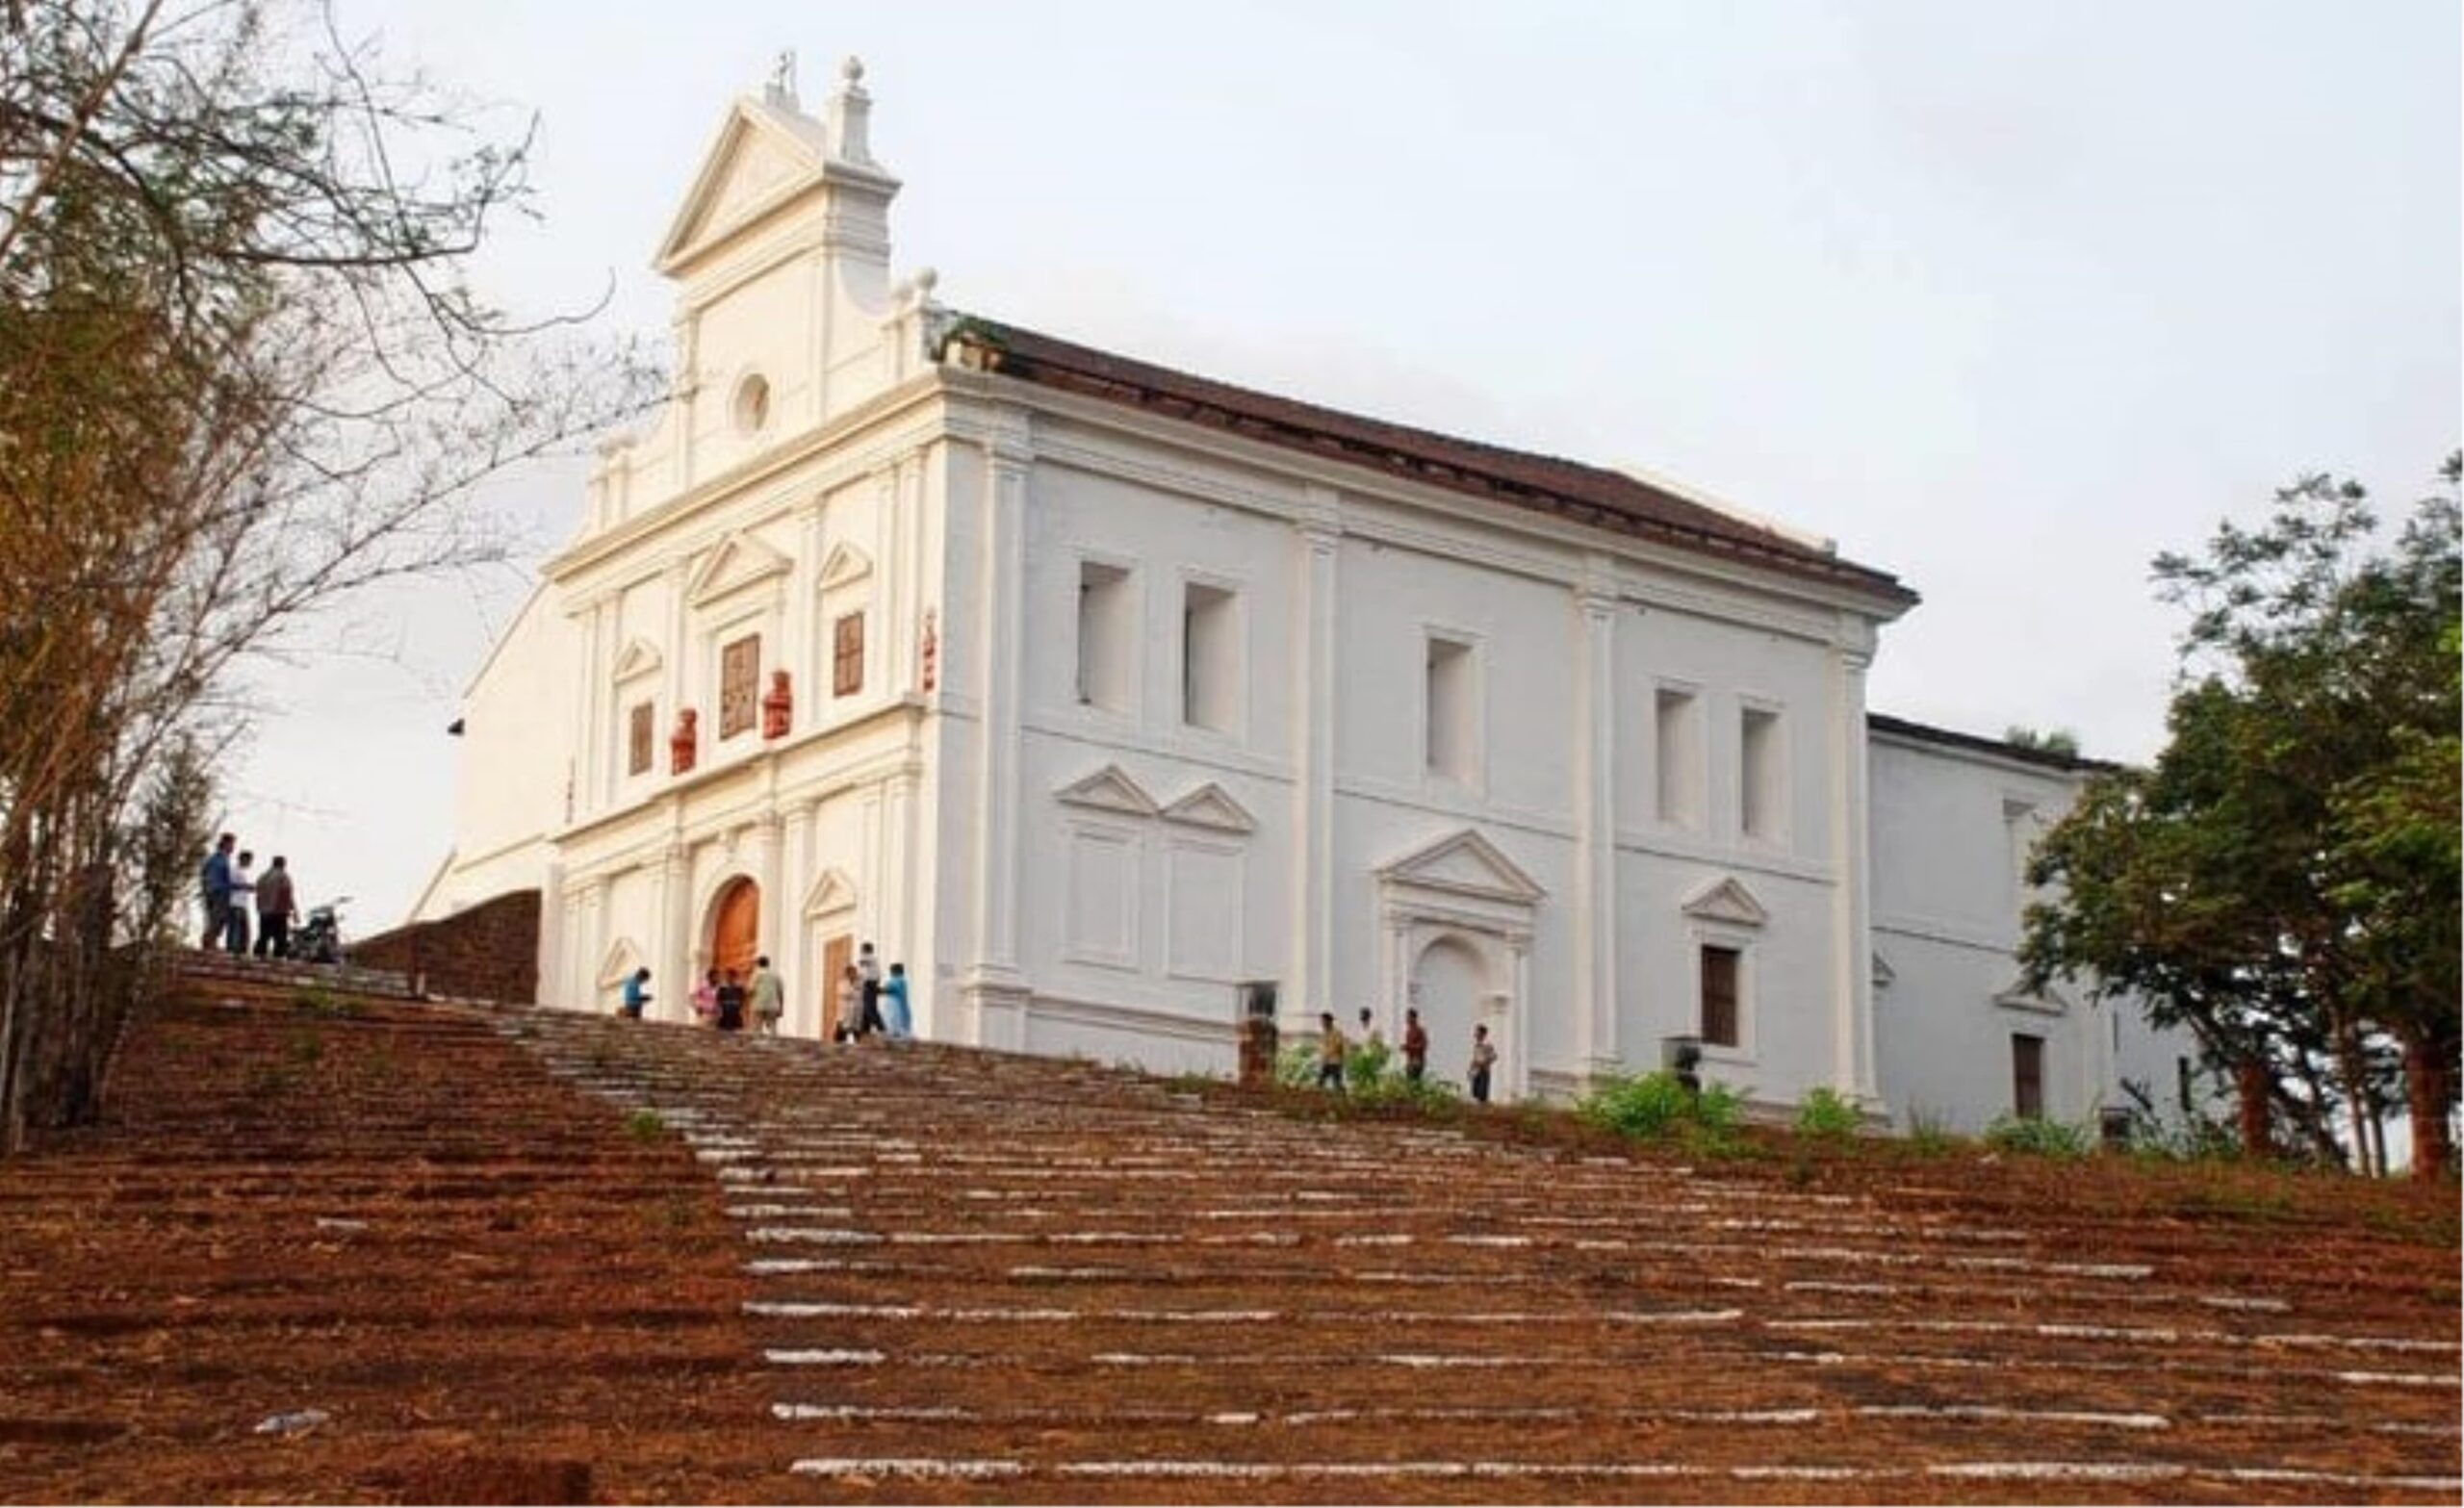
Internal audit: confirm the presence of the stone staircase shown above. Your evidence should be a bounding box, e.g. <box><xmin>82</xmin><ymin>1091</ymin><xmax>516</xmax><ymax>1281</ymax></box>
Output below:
<box><xmin>171</xmin><ymin>946</ymin><xmax>418</xmax><ymax>1001</ymax></box>
<box><xmin>5</xmin><ymin>977</ymin><xmax>2456</xmax><ymax>1502</ymax></box>
<box><xmin>489</xmin><ymin>1005</ymin><xmax>2464</xmax><ymax>1500</ymax></box>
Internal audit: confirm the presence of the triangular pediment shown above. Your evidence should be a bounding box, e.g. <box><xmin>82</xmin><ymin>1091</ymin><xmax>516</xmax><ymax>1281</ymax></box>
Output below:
<box><xmin>1055</xmin><ymin>764</ymin><xmax>1159</xmax><ymax>818</ymax></box>
<box><xmin>1160</xmin><ymin>781</ymin><xmax>1255</xmax><ymax>834</ymax></box>
<box><xmin>655</xmin><ymin>98</ymin><xmax>833</xmax><ymax>274</ymax></box>
<box><xmin>1681</xmin><ymin>876</ymin><xmax>1769</xmax><ymax>929</ymax></box>
<box><xmin>1994</xmin><ymin>975</ymin><xmax>2070</xmax><ymax>1016</ymax></box>
<box><xmin>596</xmin><ymin>937</ymin><xmax>646</xmax><ymax>988</ymax></box>
<box><xmin>611</xmin><ymin>638</ymin><xmax>664</xmax><ymax>681</ymax></box>
<box><xmin>802</xmin><ymin>867</ymin><xmax>858</xmax><ymax>918</ymax></box>
<box><xmin>1378</xmin><ymin>828</ymin><xmax>1545</xmax><ymax>905</ymax></box>
<box><xmin>818</xmin><ymin>541</ymin><xmax>874</xmax><ymax>592</ymax></box>
<box><xmin>686</xmin><ymin>531</ymin><xmax>792</xmax><ymax>607</ymax></box>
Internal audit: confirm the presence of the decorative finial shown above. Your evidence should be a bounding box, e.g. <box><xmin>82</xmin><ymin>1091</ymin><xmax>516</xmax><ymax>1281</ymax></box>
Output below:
<box><xmin>912</xmin><ymin>267</ymin><xmax>937</xmax><ymax>294</ymax></box>
<box><xmin>765</xmin><ymin>48</ymin><xmax>798</xmax><ymax>106</ymax></box>
<box><xmin>826</xmin><ymin>55</ymin><xmax>878</xmax><ymax>166</ymax></box>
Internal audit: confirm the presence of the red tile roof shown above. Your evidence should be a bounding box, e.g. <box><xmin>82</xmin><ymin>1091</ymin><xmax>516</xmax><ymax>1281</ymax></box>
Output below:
<box><xmin>937</xmin><ymin>316</ymin><xmax>1917</xmax><ymax>608</ymax></box>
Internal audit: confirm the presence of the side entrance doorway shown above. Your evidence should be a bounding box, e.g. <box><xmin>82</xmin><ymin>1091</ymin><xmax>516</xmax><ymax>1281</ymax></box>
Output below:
<box><xmin>819</xmin><ymin>933</ymin><xmax>852</xmax><ymax>1039</ymax></box>
<box><xmin>710</xmin><ymin>879</ymin><xmax>759</xmax><ymax>987</ymax></box>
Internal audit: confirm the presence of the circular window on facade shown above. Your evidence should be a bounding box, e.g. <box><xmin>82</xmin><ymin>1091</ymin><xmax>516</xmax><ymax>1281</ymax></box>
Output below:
<box><xmin>732</xmin><ymin>373</ymin><xmax>772</xmax><ymax>435</ymax></box>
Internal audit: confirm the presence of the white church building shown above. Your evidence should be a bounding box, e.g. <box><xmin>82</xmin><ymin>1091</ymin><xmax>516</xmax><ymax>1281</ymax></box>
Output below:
<box><xmin>416</xmin><ymin>60</ymin><xmax>2203</xmax><ymax>1134</ymax></box>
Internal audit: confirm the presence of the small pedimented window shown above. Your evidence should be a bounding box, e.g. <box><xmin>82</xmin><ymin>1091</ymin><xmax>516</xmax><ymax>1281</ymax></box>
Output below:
<box><xmin>802</xmin><ymin>867</ymin><xmax>858</xmax><ymax>919</ymax></box>
<box><xmin>596</xmin><ymin>938</ymin><xmax>647</xmax><ymax>988</ymax></box>
<box><xmin>1681</xmin><ymin>876</ymin><xmax>1768</xmax><ymax>929</ymax></box>
<box><xmin>612</xmin><ymin>638</ymin><xmax>664</xmax><ymax>682</ymax></box>
<box><xmin>1161</xmin><ymin>781</ymin><xmax>1256</xmax><ymax>834</ymax></box>
<box><xmin>686</xmin><ymin>532</ymin><xmax>792</xmax><ymax>608</ymax></box>
<box><xmin>1056</xmin><ymin>764</ymin><xmax>1160</xmax><ymax>818</ymax></box>
<box><xmin>818</xmin><ymin>541</ymin><xmax>874</xmax><ymax>592</ymax></box>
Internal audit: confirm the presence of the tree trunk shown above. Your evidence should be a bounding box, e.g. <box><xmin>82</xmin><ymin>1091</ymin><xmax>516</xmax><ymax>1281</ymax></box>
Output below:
<box><xmin>2235</xmin><ymin>1059</ymin><xmax>2272</xmax><ymax>1158</ymax></box>
<box><xmin>2328</xmin><ymin>1011</ymin><xmax>2379</xmax><ymax>1176</ymax></box>
<box><xmin>2401</xmin><ymin>1026</ymin><xmax>2455</xmax><ymax>1182</ymax></box>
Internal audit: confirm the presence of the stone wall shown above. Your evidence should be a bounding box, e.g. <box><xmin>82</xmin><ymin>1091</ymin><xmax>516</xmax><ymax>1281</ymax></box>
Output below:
<box><xmin>354</xmin><ymin>889</ymin><xmax>540</xmax><ymax>1004</ymax></box>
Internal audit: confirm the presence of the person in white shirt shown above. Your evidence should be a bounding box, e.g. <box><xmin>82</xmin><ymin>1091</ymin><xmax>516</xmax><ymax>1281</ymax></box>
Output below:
<box><xmin>224</xmin><ymin>851</ymin><xmax>257</xmax><ymax>956</ymax></box>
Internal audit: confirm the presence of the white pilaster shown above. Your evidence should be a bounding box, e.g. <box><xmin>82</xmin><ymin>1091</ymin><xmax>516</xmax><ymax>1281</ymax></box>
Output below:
<box><xmin>1509</xmin><ymin>935</ymin><xmax>1533</xmax><ymax>1101</ymax></box>
<box><xmin>536</xmin><ymin>860</ymin><xmax>565</xmax><ymax>1008</ymax></box>
<box><xmin>1574</xmin><ymin>563</ymin><xmax>1620</xmax><ymax>1080</ymax></box>
<box><xmin>1829</xmin><ymin>638</ymin><xmax>1878</xmax><ymax>1098</ymax></box>
<box><xmin>962</xmin><ymin>420</ymin><xmax>1032</xmax><ymax>1047</ymax></box>
<box><xmin>663</xmin><ymin>561</ymin><xmax>690</xmax><ymax>748</ymax></box>
<box><xmin>883</xmin><ymin>765</ymin><xmax>918</xmax><ymax>969</ymax></box>
<box><xmin>878</xmin><ymin>457</ymin><xmax>911</xmax><ymax>695</ymax></box>
<box><xmin>790</xmin><ymin>500</ymin><xmax>822</xmax><ymax>717</ymax></box>
<box><xmin>756</xmin><ymin>806</ymin><xmax>785</xmax><ymax>975</ymax></box>
<box><xmin>660</xmin><ymin>839</ymin><xmax>694</xmax><ymax>1025</ymax></box>
<box><xmin>1292</xmin><ymin>488</ymin><xmax>1340</xmax><ymax>1020</ymax></box>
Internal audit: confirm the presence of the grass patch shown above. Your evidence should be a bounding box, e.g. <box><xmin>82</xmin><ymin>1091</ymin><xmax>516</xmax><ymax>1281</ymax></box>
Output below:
<box><xmin>623</xmin><ymin>1108</ymin><xmax>668</xmax><ymax>1143</ymax></box>
<box><xmin>1903</xmin><ymin>1104</ymin><xmax>1964</xmax><ymax>1156</ymax></box>
<box><xmin>1982</xmin><ymin>1115</ymin><xmax>2093</xmax><ymax>1159</ymax></box>
<box><xmin>284</xmin><ymin>1029</ymin><xmax>324</xmax><ymax>1067</ymax></box>
<box><xmin>1794</xmin><ymin>1086</ymin><xmax>1861</xmax><ymax>1141</ymax></box>
<box><xmin>289</xmin><ymin>985</ymin><xmax>357</xmax><ymax>1019</ymax></box>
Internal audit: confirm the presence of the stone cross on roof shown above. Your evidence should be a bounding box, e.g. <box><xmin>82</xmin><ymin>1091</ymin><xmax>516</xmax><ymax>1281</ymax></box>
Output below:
<box><xmin>765</xmin><ymin>49</ymin><xmax>797</xmax><ymax>108</ymax></box>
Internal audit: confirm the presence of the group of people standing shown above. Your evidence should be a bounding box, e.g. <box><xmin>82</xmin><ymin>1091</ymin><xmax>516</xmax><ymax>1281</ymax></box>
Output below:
<box><xmin>689</xmin><ymin>958</ymin><xmax>783</xmax><ymax>1034</ymax></box>
<box><xmin>833</xmin><ymin>943</ymin><xmax>911</xmax><ymax>1042</ymax></box>
<box><xmin>1317</xmin><ymin>1007</ymin><xmax>1499</xmax><ymax>1103</ymax></box>
<box><xmin>614</xmin><ymin>940</ymin><xmax>911</xmax><ymax>1043</ymax></box>
<box><xmin>197</xmin><ymin>831</ymin><xmax>299</xmax><ymax>958</ymax></box>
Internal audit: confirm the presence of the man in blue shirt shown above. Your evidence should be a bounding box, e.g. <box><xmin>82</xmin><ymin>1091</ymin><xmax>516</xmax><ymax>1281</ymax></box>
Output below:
<box><xmin>198</xmin><ymin>833</ymin><xmax>235</xmax><ymax>950</ymax></box>
<box><xmin>620</xmin><ymin>967</ymin><xmax>653</xmax><ymax>1020</ymax></box>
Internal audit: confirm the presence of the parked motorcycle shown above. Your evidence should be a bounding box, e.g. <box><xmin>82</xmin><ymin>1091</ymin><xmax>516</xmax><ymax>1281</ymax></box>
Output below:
<box><xmin>294</xmin><ymin>897</ymin><xmax>350</xmax><ymax>965</ymax></box>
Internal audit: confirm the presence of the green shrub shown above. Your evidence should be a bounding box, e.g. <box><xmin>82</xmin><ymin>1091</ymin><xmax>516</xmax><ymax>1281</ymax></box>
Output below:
<box><xmin>1795</xmin><ymin>1086</ymin><xmax>1861</xmax><ymax>1140</ymax></box>
<box><xmin>1983</xmin><ymin>1114</ymin><xmax>2092</xmax><ymax>1159</ymax></box>
<box><xmin>1351</xmin><ymin>1066</ymin><xmax>1463</xmax><ymax>1112</ymax></box>
<box><xmin>1344</xmin><ymin>1036</ymin><xmax>1394</xmax><ymax>1087</ymax></box>
<box><xmin>623</xmin><ymin>1107</ymin><xmax>668</xmax><ymax>1142</ymax></box>
<box><xmin>1576</xmin><ymin>1069</ymin><xmax>1743</xmax><ymax>1146</ymax></box>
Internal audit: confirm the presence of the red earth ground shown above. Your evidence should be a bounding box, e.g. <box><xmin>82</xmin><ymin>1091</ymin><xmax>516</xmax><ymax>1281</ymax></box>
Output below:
<box><xmin>0</xmin><ymin>969</ymin><xmax>2455</xmax><ymax>1504</ymax></box>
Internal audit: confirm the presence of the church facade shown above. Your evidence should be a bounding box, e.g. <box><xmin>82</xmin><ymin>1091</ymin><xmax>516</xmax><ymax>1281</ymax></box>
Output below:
<box><xmin>417</xmin><ymin>62</ymin><xmax>2202</xmax><ymax>1133</ymax></box>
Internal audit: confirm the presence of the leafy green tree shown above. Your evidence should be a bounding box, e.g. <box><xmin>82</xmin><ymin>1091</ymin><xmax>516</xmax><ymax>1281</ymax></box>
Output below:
<box><xmin>2004</xmin><ymin>726</ymin><xmax>2082</xmax><ymax>758</ymax></box>
<box><xmin>2023</xmin><ymin>459</ymin><xmax>2460</xmax><ymax>1178</ymax></box>
<box><xmin>0</xmin><ymin>1</ymin><xmax>654</xmax><ymax>1149</ymax></box>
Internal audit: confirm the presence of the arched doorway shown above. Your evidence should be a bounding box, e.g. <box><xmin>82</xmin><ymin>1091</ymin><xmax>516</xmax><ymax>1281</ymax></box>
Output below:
<box><xmin>708</xmin><ymin>878</ymin><xmax>760</xmax><ymax>988</ymax></box>
<box><xmin>1411</xmin><ymin>934</ymin><xmax>1489</xmax><ymax>1091</ymax></box>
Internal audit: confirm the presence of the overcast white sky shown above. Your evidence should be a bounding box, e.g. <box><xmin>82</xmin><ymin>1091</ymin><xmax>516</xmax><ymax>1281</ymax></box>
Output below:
<box><xmin>221</xmin><ymin>0</ymin><xmax>2461</xmax><ymax>929</ymax></box>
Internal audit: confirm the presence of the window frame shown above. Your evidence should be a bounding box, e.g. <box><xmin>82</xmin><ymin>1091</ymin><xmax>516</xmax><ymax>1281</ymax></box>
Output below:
<box><xmin>832</xmin><ymin>611</ymin><xmax>865</xmax><ymax>698</ymax></box>
<box><xmin>718</xmin><ymin>632</ymin><xmax>761</xmax><ymax>740</ymax></box>
<box><xmin>1178</xmin><ymin>575</ymin><xmax>1245</xmax><ymax>737</ymax></box>
<box><xmin>1074</xmin><ymin>555</ymin><xmax>1137</xmax><ymax>716</ymax></box>
<box><xmin>2013</xmin><ymin>1033</ymin><xmax>2046</xmax><ymax>1120</ymax></box>
<box><xmin>1699</xmin><ymin>942</ymin><xmax>1742</xmax><ymax>1050</ymax></box>
<box><xmin>1654</xmin><ymin>681</ymin><xmax>1707</xmax><ymax>831</ymax></box>
<box><xmin>1422</xmin><ymin>628</ymin><xmax>1483</xmax><ymax>789</ymax></box>
<box><xmin>1738</xmin><ymin>698</ymin><xmax>1787</xmax><ymax>846</ymax></box>
<box><xmin>626</xmin><ymin>701</ymin><xmax>655</xmax><ymax>777</ymax></box>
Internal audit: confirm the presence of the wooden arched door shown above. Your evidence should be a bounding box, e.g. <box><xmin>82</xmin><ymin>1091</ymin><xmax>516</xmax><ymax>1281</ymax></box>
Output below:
<box><xmin>710</xmin><ymin>879</ymin><xmax>760</xmax><ymax>986</ymax></box>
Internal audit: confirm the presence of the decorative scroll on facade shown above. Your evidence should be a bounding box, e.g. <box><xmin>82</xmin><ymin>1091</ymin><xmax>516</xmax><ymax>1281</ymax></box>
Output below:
<box><xmin>762</xmin><ymin>669</ymin><xmax>793</xmax><ymax>739</ymax></box>
<box><xmin>669</xmin><ymin>707</ymin><xmax>699</xmax><ymax>775</ymax></box>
